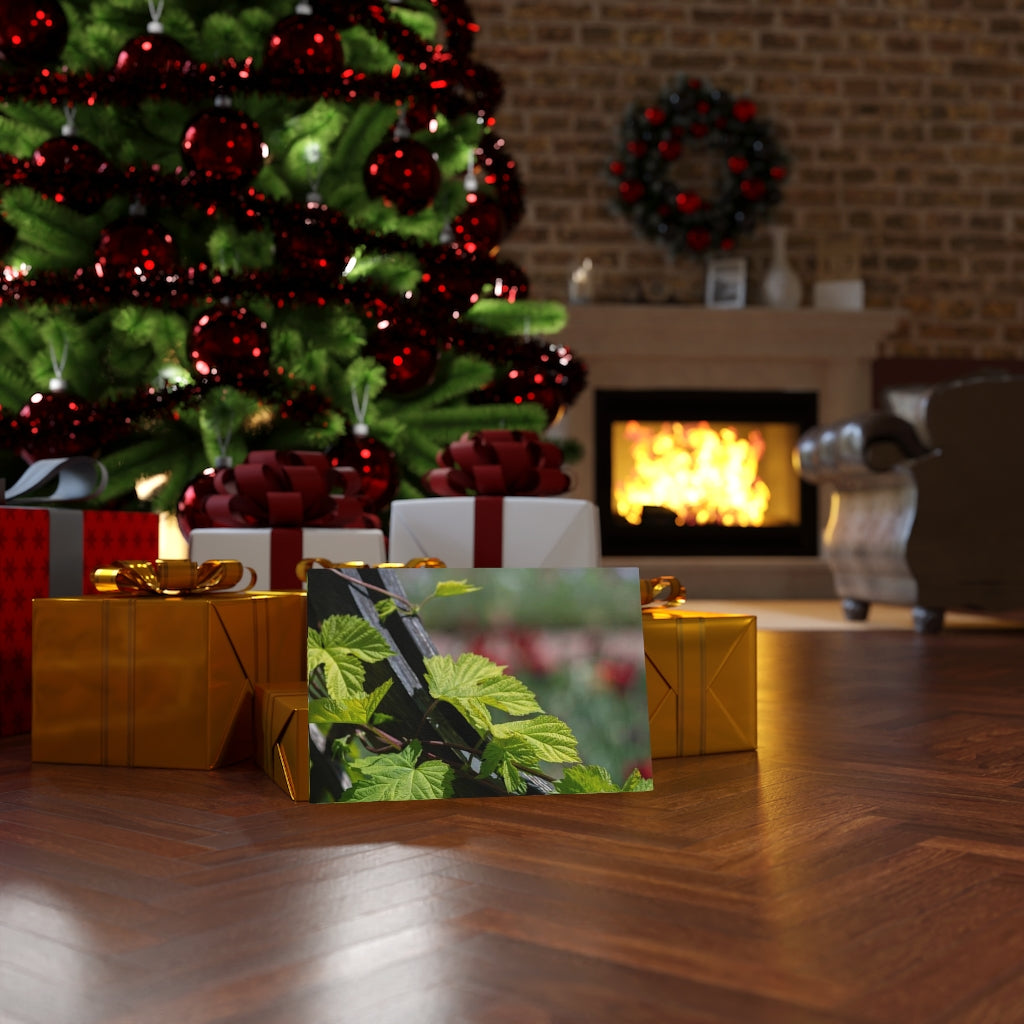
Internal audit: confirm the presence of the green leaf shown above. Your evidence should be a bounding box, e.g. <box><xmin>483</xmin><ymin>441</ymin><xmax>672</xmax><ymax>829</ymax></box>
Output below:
<box><xmin>490</xmin><ymin>716</ymin><xmax>580</xmax><ymax>765</ymax></box>
<box><xmin>622</xmin><ymin>769</ymin><xmax>655</xmax><ymax>792</ymax></box>
<box><xmin>424</xmin><ymin>652</ymin><xmax>543</xmax><ymax>734</ymax></box>
<box><xmin>477</xmin><ymin>739</ymin><xmax>532</xmax><ymax>795</ymax></box>
<box><xmin>307</xmin><ymin>616</ymin><xmax>393</xmax><ymax>701</ymax></box>
<box><xmin>431</xmin><ymin>579</ymin><xmax>483</xmax><ymax>599</ymax></box>
<box><xmin>319</xmin><ymin>614</ymin><xmax>395</xmax><ymax>663</ymax></box>
<box><xmin>345</xmin><ymin>741</ymin><xmax>454</xmax><ymax>801</ymax></box>
<box><xmin>309</xmin><ymin>678</ymin><xmax>394</xmax><ymax>726</ymax></box>
<box><xmin>306</xmin><ymin>646</ymin><xmax>366</xmax><ymax>701</ymax></box>
<box><xmin>554</xmin><ymin>764</ymin><xmax>620</xmax><ymax>794</ymax></box>
<box><xmin>374</xmin><ymin>598</ymin><xmax>399</xmax><ymax>620</ymax></box>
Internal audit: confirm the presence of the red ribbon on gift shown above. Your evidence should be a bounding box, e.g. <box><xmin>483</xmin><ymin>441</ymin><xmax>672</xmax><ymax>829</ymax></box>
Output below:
<box><xmin>422</xmin><ymin>430</ymin><xmax>571</xmax><ymax>567</ymax></box>
<box><xmin>423</xmin><ymin>430</ymin><xmax>570</xmax><ymax>498</ymax></box>
<box><xmin>196</xmin><ymin>450</ymin><xmax>380</xmax><ymax>530</ymax></box>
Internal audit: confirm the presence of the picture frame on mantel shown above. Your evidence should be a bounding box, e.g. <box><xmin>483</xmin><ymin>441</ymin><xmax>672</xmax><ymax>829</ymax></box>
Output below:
<box><xmin>704</xmin><ymin>258</ymin><xmax>747</xmax><ymax>309</ymax></box>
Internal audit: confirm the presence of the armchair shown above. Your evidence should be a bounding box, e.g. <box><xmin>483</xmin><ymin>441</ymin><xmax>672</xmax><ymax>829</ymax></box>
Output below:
<box><xmin>794</xmin><ymin>373</ymin><xmax>1024</xmax><ymax>632</ymax></box>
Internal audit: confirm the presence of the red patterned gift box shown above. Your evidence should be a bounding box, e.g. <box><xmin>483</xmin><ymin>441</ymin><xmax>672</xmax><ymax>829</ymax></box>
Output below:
<box><xmin>0</xmin><ymin>458</ymin><xmax>159</xmax><ymax>737</ymax></box>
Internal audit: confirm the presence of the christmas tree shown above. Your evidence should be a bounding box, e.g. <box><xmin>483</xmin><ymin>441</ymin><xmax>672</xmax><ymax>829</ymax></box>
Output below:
<box><xmin>0</xmin><ymin>0</ymin><xmax>584</xmax><ymax>521</ymax></box>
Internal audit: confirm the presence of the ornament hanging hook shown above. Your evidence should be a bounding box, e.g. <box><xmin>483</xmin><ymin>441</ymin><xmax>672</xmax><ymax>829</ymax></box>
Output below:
<box><xmin>147</xmin><ymin>0</ymin><xmax>166</xmax><ymax>33</ymax></box>
<box><xmin>47</xmin><ymin>327</ymin><xmax>70</xmax><ymax>389</ymax></box>
<box><xmin>350</xmin><ymin>383</ymin><xmax>371</xmax><ymax>437</ymax></box>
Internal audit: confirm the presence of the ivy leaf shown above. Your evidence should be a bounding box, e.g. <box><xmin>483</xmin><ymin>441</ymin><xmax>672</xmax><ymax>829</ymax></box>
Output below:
<box><xmin>309</xmin><ymin>678</ymin><xmax>394</xmax><ymax>726</ymax></box>
<box><xmin>374</xmin><ymin>597</ymin><xmax>399</xmax><ymax>620</ymax></box>
<box><xmin>308</xmin><ymin>616</ymin><xmax>393</xmax><ymax>700</ymax></box>
<box><xmin>345</xmin><ymin>741</ymin><xmax>454</xmax><ymax>802</ymax></box>
<box><xmin>423</xmin><ymin>652</ymin><xmax>543</xmax><ymax>734</ymax></box>
<box><xmin>490</xmin><ymin>715</ymin><xmax>580</xmax><ymax>765</ymax></box>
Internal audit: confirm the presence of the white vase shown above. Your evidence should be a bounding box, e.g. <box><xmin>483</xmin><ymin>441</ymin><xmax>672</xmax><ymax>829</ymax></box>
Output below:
<box><xmin>761</xmin><ymin>225</ymin><xmax>803</xmax><ymax>309</ymax></box>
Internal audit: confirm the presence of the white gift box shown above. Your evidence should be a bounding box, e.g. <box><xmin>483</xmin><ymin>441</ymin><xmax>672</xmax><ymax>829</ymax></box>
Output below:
<box><xmin>387</xmin><ymin>497</ymin><xmax>600</xmax><ymax>568</ymax></box>
<box><xmin>189</xmin><ymin>527</ymin><xmax>387</xmax><ymax>591</ymax></box>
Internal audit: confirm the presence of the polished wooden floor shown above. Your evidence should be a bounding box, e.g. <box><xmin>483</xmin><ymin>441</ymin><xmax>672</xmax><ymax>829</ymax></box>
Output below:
<box><xmin>3</xmin><ymin>627</ymin><xmax>1024</xmax><ymax>1024</ymax></box>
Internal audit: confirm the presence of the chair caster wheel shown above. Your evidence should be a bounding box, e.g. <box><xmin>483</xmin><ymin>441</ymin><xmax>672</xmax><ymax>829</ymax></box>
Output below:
<box><xmin>913</xmin><ymin>607</ymin><xmax>944</xmax><ymax>633</ymax></box>
<box><xmin>842</xmin><ymin>598</ymin><xmax>869</xmax><ymax>621</ymax></box>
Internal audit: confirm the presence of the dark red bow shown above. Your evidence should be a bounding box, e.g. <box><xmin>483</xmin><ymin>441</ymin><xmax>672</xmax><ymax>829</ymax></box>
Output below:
<box><xmin>197</xmin><ymin>450</ymin><xmax>379</xmax><ymax>529</ymax></box>
<box><xmin>423</xmin><ymin>430</ymin><xmax>570</xmax><ymax>497</ymax></box>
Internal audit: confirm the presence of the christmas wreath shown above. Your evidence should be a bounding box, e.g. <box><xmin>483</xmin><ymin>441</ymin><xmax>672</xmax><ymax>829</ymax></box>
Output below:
<box><xmin>609</xmin><ymin>76</ymin><xmax>789</xmax><ymax>258</ymax></box>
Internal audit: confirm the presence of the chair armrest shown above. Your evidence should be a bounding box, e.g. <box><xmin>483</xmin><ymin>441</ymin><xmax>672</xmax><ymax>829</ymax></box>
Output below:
<box><xmin>794</xmin><ymin>412</ymin><xmax>931</xmax><ymax>484</ymax></box>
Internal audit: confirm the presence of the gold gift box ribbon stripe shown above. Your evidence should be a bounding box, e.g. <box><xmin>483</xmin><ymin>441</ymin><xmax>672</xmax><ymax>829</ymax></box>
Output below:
<box><xmin>295</xmin><ymin>556</ymin><xmax>446</xmax><ymax>581</ymax></box>
<box><xmin>640</xmin><ymin>575</ymin><xmax>686</xmax><ymax>610</ymax></box>
<box><xmin>92</xmin><ymin>559</ymin><xmax>256</xmax><ymax>596</ymax></box>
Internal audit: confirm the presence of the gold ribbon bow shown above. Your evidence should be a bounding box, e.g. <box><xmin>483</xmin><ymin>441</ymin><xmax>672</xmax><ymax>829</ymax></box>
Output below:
<box><xmin>640</xmin><ymin>575</ymin><xmax>687</xmax><ymax>610</ymax></box>
<box><xmin>91</xmin><ymin>559</ymin><xmax>255</xmax><ymax>596</ymax></box>
<box><xmin>295</xmin><ymin>556</ymin><xmax>447</xmax><ymax>582</ymax></box>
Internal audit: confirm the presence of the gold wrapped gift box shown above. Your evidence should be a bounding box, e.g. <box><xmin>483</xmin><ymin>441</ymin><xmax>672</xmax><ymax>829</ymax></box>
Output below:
<box><xmin>31</xmin><ymin>592</ymin><xmax>307</xmax><ymax>770</ymax></box>
<box><xmin>644</xmin><ymin>611</ymin><xmax>757</xmax><ymax>759</ymax></box>
<box><xmin>254</xmin><ymin>680</ymin><xmax>309</xmax><ymax>801</ymax></box>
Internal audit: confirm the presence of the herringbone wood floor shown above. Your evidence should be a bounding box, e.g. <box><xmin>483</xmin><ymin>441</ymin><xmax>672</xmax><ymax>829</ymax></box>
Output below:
<box><xmin>3</xmin><ymin>628</ymin><xmax>1024</xmax><ymax>1024</ymax></box>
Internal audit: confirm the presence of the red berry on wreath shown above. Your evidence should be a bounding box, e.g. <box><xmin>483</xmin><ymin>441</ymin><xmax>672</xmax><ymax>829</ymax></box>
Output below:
<box><xmin>181</xmin><ymin>98</ymin><xmax>265</xmax><ymax>182</ymax></box>
<box><xmin>0</xmin><ymin>2</ymin><xmax>68</xmax><ymax>69</ymax></box>
<box><xmin>733</xmin><ymin>99</ymin><xmax>758</xmax><ymax>122</ymax></box>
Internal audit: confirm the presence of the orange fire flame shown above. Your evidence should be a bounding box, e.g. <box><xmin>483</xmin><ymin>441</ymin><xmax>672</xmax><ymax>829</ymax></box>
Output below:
<box><xmin>614</xmin><ymin>420</ymin><xmax>771</xmax><ymax>527</ymax></box>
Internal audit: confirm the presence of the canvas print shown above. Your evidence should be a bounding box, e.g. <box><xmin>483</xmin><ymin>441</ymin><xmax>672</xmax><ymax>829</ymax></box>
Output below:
<box><xmin>306</xmin><ymin>566</ymin><xmax>653</xmax><ymax>803</ymax></box>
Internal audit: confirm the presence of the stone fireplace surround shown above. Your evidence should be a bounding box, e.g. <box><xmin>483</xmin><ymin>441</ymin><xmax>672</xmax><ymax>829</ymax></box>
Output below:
<box><xmin>552</xmin><ymin>304</ymin><xmax>905</xmax><ymax>599</ymax></box>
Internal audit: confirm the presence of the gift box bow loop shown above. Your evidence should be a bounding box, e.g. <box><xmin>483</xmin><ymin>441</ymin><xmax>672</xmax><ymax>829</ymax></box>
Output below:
<box><xmin>640</xmin><ymin>575</ymin><xmax>687</xmax><ymax>612</ymax></box>
<box><xmin>91</xmin><ymin>559</ymin><xmax>255</xmax><ymax>596</ymax></box>
<box><xmin>423</xmin><ymin>430</ymin><xmax>570</xmax><ymax>497</ymax></box>
<box><xmin>196</xmin><ymin>450</ymin><xmax>378</xmax><ymax>529</ymax></box>
<box><xmin>1</xmin><ymin>456</ymin><xmax>108</xmax><ymax>505</ymax></box>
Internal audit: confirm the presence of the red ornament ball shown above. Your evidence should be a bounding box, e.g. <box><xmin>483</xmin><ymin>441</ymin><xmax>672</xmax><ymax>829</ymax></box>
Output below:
<box><xmin>364</xmin><ymin>138</ymin><xmax>440</xmax><ymax>214</ymax></box>
<box><xmin>18</xmin><ymin>384</ymin><xmax>94</xmax><ymax>460</ymax></box>
<box><xmin>370</xmin><ymin>323</ymin><xmax>438</xmax><ymax>394</ymax></box>
<box><xmin>326</xmin><ymin>430</ymin><xmax>399</xmax><ymax>512</ymax></box>
<box><xmin>451</xmin><ymin>197</ymin><xmax>507</xmax><ymax>257</ymax></box>
<box><xmin>175</xmin><ymin>466</ymin><xmax>218</xmax><ymax>538</ymax></box>
<box><xmin>264</xmin><ymin>10</ymin><xmax>343</xmax><ymax>77</ymax></box>
<box><xmin>189</xmin><ymin>306</ymin><xmax>271</xmax><ymax>384</ymax></box>
<box><xmin>114</xmin><ymin>31</ymin><xmax>190</xmax><ymax>82</ymax></box>
<box><xmin>276</xmin><ymin>202</ymin><xmax>347</xmax><ymax>276</ymax></box>
<box><xmin>31</xmin><ymin>135</ymin><xmax>110</xmax><ymax>213</ymax></box>
<box><xmin>95</xmin><ymin>216</ymin><xmax>178</xmax><ymax>279</ymax></box>
<box><xmin>181</xmin><ymin>104</ymin><xmax>265</xmax><ymax>182</ymax></box>
<box><xmin>0</xmin><ymin>2</ymin><xmax>68</xmax><ymax>69</ymax></box>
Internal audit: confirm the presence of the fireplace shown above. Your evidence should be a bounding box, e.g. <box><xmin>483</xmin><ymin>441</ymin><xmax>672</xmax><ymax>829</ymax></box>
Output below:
<box><xmin>595</xmin><ymin>389</ymin><xmax>818</xmax><ymax>557</ymax></box>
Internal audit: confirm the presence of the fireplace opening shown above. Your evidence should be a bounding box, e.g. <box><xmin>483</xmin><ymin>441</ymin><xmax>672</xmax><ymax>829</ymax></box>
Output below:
<box><xmin>595</xmin><ymin>389</ymin><xmax>818</xmax><ymax>557</ymax></box>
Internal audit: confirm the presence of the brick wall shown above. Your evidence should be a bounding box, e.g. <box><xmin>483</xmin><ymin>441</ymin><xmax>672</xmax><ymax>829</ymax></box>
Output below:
<box><xmin>470</xmin><ymin>0</ymin><xmax>1024</xmax><ymax>356</ymax></box>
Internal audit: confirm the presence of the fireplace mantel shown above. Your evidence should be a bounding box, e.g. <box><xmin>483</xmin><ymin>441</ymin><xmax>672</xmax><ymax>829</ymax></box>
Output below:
<box><xmin>553</xmin><ymin>304</ymin><xmax>905</xmax><ymax>598</ymax></box>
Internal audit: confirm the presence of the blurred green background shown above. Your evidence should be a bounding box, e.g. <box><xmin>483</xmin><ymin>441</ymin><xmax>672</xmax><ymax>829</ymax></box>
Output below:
<box><xmin>400</xmin><ymin>567</ymin><xmax>652</xmax><ymax>785</ymax></box>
